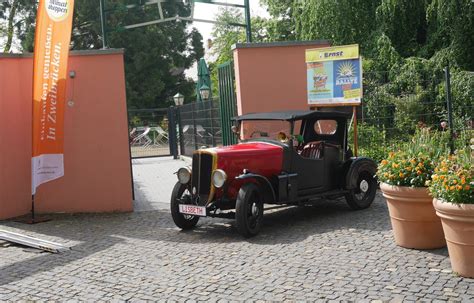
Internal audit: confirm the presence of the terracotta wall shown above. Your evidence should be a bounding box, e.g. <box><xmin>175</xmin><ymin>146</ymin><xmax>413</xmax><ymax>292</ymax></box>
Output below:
<box><xmin>0</xmin><ymin>49</ymin><xmax>133</xmax><ymax>220</ymax></box>
<box><xmin>233</xmin><ymin>41</ymin><xmax>331</xmax><ymax>115</ymax></box>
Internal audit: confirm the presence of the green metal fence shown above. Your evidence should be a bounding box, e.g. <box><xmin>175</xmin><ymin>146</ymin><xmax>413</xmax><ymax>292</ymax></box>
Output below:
<box><xmin>217</xmin><ymin>61</ymin><xmax>238</xmax><ymax>146</ymax></box>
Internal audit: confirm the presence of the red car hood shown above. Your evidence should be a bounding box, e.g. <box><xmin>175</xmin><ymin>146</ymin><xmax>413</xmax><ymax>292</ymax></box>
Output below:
<box><xmin>211</xmin><ymin>141</ymin><xmax>284</xmax><ymax>180</ymax></box>
<box><xmin>213</xmin><ymin>141</ymin><xmax>283</xmax><ymax>156</ymax></box>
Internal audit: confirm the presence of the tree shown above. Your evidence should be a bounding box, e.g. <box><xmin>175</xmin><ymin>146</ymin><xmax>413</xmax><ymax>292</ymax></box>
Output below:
<box><xmin>210</xmin><ymin>8</ymin><xmax>246</xmax><ymax>65</ymax></box>
<box><xmin>376</xmin><ymin>0</ymin><xmax>427</xmax><ymax>57</ymax></box>
<box><xmin>260</xmin><ymin>0</ymin><xmax>297</xmax><ymax>41</ymax></box>
<box><xmin>208</xmin><ymin>7</ymin><xmax>269</xmax><ymax>96</ymax></box>
<box><xmin>425</xmin><ymin>0</ymin><xmax>474</xmax><ymax>70</ymax></box>
<box><xmin>0</xmin><ymin>0</ymin><xmax>36</xmax><ymax>52</ymax></box>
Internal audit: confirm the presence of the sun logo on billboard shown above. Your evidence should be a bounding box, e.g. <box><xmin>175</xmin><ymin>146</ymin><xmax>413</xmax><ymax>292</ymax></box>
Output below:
<box><xmin>46</xmin><ymin>0</ymin><xmax>71</xmax><ymax>22</ymax></box>
<box><xmin>335</xmin><ymin>61</ymin><xmax>358</xmax><ymax>86</ymax></box>
<box><xmin>337</xmin><ymin>61</ymin><xmax>355</xmax><ymax>77</ymax></box>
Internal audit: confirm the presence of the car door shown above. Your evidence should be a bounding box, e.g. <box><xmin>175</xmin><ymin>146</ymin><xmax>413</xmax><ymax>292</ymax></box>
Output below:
<box><xmin>290</xmin><ymin>118</ymin><xmax>342</xmax><ymax>195</ymax></box>
<box><xmin>290</xmin><ymin>149</ymin><xmax>326</xmax><ymax>194</ymax></box>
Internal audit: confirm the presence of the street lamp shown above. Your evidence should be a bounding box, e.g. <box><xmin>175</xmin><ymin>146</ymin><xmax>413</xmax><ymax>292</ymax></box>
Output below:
<box><xmin>173</xmin><ymin>93</ymin><xmax>184</xmax><ymax>106</ymax></box>
<box><xmin>199</xmin><ymin>84</ymin><xmax>211</xmax><ymax>101</ymax></box>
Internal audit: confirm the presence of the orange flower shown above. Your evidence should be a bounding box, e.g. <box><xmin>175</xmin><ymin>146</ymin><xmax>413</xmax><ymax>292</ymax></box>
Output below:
<box><xmin>450</xmin><ymin>186</ymin><xmax>455</xmax><ymax>191</ymax></box>
<box><xmin>461</xmin><ymin>178</ymin><xmax>466</xmax><ymax>185</ymax></box>
<box><xmin>392</xmin><ymin>163</ymin><xmax>399</xmax><ymax>169</ymax></box>
<box><xmin>465</xmin><ymin>185</ymin><xmax>471</xmax><ymax>191</ymax></box>
<box><xmin>445</xmin><ymin>185</ymin><xmax>449</xmax><ymax>190</ymax></box>
<box><xmin>381</xmin><ymin>160</ymin><xmax>388</xmax><ymax>166</ymax></box>
<box><xmin>399</xmin><ymin>172</ymin><xmax>405</xmax><ymax>178</ymax></box>
<box><xmin>417</xmin><ymin>170</ymin><xmax>422</xmax><ymax>176</ymax></box>
<box><xmin>410</xmin><ymin>159</ymin><xmax>417</xmax><ymax>164</ymax></box>
<box><xmin>389</xmin><ymin>152</ymin><xmax>395</xmax><ymax>159</ymax></box>
<box><xmin>456</xmin><ymin>185</ymin><xmax>463</xmax><ymax>191</ymax></box>
<box><xmin>405</xmin><ymin>166</ymin><xmax>413</xmax><ymax>171</ymax></box>
<box><xmin>453</xmin><ymin>180</ymin><xmax>457</xmax><ymax>185</ymax></box>
<box><xmin>432</xmin><ymin>175</ymin><xmax>439</xmax><ymax>181</ymax></box>
<box><xmin>440</xmin><ymin>175</ymin><xmax>445</xmax><ymax>180</ymax></box>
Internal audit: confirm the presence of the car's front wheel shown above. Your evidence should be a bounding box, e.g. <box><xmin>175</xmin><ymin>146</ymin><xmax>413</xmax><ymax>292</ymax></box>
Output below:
<box><xmin>235</xmin><ymin>183</ymin><xmax>264</xmax><ymax>238</ymax></box>
<box><xmin>345</xmin><ymin>171</ymin><xmax>377</xmax><ymax>210</ymax></box>
<box><xmin>170</xmin><ymin>182</ymin><xmax>199</xmax><ymax>230</ymax></box>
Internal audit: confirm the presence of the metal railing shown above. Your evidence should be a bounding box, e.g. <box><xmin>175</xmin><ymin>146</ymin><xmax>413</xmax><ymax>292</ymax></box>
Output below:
<box><xmin>128</xmin><ymin>108</ymin><xmax>172</xmax><ymax>158</ymax></box>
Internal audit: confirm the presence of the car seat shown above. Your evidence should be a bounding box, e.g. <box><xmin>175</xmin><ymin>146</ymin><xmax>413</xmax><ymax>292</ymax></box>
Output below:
<box><xmin>300</xmin><ymin>141</ymin><xmax>323</xmax><ymax>159</ymax></box>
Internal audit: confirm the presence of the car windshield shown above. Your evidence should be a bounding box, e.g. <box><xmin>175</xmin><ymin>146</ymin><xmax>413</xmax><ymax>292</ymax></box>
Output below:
<box><xmin>240</xmin><ymin>120</ymin><xmax>300</xmax><ymax>144</ymax></box>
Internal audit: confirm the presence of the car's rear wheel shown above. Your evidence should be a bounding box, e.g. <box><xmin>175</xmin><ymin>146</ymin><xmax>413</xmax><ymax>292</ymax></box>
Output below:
<box><xmin>345</xmin><ymin>171</ymin><xmax>377</xmax><ymax>210</ymax></box>
<box><xmin>235</xmin><ymin>183</ymin><xmax>264</xmax><ymax>238</ymax></box>
<box><xmin>171</xmin><ymin>182</ymin><xmax>199</xmax><ymax>230</ymax></box>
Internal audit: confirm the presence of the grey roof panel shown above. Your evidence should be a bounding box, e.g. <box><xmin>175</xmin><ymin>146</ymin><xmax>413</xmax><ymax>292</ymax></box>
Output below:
<box><xmin>234</xmin><ymin>110</ymin><xmax>352</xmax><ymax>121</ymax></box>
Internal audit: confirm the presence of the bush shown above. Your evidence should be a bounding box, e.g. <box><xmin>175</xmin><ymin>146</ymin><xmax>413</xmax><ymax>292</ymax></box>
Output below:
<box><xmin>349</xmin><ymin>122</ymin><xmax>388</xmax><ymax>162</ymax></box>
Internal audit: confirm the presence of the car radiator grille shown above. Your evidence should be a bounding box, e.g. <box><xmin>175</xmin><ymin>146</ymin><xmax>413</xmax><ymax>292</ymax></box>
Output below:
<box><xmin>191</xmin><ymin>152</ymin><xmax>213</xmax><ymax>205</ymax></box>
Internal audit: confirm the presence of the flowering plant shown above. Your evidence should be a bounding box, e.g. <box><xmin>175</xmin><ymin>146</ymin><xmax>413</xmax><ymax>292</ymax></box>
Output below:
<box><xmin>377</xmin><ymin>152</ymin><xmax>434</xmax><ymax>187</ymax></box>
<box><xmin>377</xmin><ymin>128</ymin><xmax>449</xmax><ymax>187</ymax></box>
<box><xmin>428</xmin><ymin>150</ymin><xmax>473</xmax><ymax>204</ymax></box>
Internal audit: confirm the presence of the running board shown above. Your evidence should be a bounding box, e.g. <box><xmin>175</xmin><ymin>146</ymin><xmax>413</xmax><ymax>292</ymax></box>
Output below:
<box><xmin>0</xmin><ymin>230</ymin><xmax>71</xmax><ymax>253</ymax></box>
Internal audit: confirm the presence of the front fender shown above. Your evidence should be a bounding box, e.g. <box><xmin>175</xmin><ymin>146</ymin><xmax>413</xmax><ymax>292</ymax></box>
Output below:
<box><xmin>236</xmin><ymin>172</ymin><xmax>277</xmax><ymax>203</ymax></box>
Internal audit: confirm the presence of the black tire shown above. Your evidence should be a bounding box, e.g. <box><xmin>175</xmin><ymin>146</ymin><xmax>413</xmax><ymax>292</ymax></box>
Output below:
<box><xmin>345</xmin><ymin>171</ymin><xmax>377</xmax><ymax>210</ymax></box>
<box><xmin>170</xmin><ymin>182</ymin><xmax>199</xmax><ymax>230</ymax></box>
<box><xmin>235</xmin><ymin>183</ymin><xmax>264</xmax><ymax>238</ymax></box>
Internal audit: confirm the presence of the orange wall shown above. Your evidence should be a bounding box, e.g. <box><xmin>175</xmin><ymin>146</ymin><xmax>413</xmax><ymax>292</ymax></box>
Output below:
<box><xmin>0</xmin><ymin>50</ymin><xmax>133</xmax><ymax>220</ymax></box>
<box><xmin>233</xmin><ymin>41</ymin><xmax>330</xmax><ymax>115</ymax></box>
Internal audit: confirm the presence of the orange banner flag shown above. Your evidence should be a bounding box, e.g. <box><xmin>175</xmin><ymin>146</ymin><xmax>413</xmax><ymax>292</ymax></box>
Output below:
<box><xmin>32</xmin><ymin>0</ymin><xmax>75</xmax><ymax>194</ymax></box>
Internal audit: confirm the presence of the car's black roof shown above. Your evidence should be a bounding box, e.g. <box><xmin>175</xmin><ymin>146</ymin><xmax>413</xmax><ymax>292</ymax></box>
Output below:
<box><xmin>234</xmin><ymin>110</ymin><xmax>352</xmax><ymax>121</ymax></box>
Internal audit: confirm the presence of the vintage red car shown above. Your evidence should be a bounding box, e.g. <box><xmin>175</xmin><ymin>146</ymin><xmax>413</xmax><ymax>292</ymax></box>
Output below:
<box><xmin>171</xmin><ymin>110</ymin><xmax>377</xmax><ymax>237</ymax></box>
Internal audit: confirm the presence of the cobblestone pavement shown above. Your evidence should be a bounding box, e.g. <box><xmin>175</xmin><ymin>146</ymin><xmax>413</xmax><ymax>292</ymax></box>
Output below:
<box><xmin>1</xmin><ymin>192</ymin><xmax>473</xmax><ymax>301</ymax></box>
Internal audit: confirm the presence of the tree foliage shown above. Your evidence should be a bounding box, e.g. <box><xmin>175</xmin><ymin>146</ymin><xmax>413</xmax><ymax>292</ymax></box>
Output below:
<box><xmin>296</xmin><ymin>0</ymin><xmax>380</xmax><ymax>52</ymax></box>
<box><xmin>0</xmin><ymin>0</ymin><xmax>36</xmax><ymax>52</ymax></box>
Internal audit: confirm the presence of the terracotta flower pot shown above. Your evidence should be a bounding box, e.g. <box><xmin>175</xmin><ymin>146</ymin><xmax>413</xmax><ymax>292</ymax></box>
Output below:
<box><xmin>433</xmin><ymin>198</ymin><xmax>474</xmax><ymax>278</ymax></box>
<box><xmin>380</xmin><ymin>183</ymin><xmax>446</xmax><ymax>249</ymax></box>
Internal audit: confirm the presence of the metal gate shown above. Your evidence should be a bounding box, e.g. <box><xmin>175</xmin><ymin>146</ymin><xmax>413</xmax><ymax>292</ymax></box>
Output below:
<box><xmin>217</xmin><ymin>61</ymin><xmax>238</xmax><ymax>146</ymax></box>
<box><xmin>177</xmin><ymin>99</ymin><xmax>222</xmax><ymax>157</ymax></box>
<box><xmin>128</xmin><ymin>108</ymin><xmax>178</xmax><ymax>158</ymax></box>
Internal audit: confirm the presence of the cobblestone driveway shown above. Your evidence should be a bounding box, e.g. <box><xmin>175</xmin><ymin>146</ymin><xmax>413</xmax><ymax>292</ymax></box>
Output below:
<box><xmin>1</xmin><ymin>193</ymin><xmax>473</xmax><ymax>301</ymax></box>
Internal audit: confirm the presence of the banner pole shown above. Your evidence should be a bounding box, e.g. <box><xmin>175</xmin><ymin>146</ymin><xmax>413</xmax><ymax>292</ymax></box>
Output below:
<box><xmin>31</xmin><ymin>195</ymin><xmax>35</xmax><ymax>221</ymax></box>
<box><xmin>353</xmin><ymin>106</ymin><xmax>358</xmax><ymax>157</ymax></box>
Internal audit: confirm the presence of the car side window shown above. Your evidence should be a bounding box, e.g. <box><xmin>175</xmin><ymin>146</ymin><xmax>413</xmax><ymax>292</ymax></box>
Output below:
<box><xmin>314</xmin><ymin>120</ymin><xmax>337</xmax><ymax>135</ymax></box>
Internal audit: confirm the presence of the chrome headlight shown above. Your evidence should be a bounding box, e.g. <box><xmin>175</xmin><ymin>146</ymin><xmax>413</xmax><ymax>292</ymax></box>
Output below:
<box><xmin>212</xmin><ymin>169</ymin><xmax>227</xmax><ymax>188</ymax></box>
<box><xmin>177</xmin><ymin>167</ymin><xmax>191</xmax><ymax>184</ymax></box>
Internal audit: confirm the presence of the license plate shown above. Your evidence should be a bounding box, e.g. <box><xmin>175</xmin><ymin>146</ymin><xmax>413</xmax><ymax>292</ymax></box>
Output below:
<box><xmin>179</xmin><ymin>204</ymin><xmax>206</xmax><ymax>217</ymax></box>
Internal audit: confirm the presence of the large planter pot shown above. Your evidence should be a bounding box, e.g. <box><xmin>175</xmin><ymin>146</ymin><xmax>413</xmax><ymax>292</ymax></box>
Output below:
<box><xmin>380</xmin><ymin>183</ymin><xmax>446</xmax><ymax>249</ymax></box>
<box><xmin>433</xmin><ymin>198</ymin><xmax>474</xmax><ymax>278</ymax></box>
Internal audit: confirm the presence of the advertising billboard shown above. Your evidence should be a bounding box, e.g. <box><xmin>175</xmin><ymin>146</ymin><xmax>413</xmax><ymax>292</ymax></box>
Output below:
<box><xmin>306</xmin><ymin>44</ymin><xmax>362</xmax><ymax>106</ymax></box>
